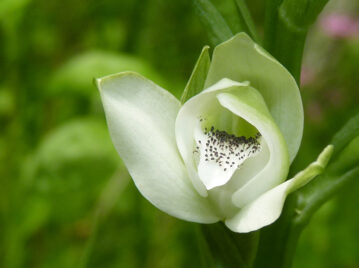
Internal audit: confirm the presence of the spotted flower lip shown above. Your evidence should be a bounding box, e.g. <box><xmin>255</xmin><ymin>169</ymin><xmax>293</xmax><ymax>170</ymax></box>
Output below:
<box><xmin>96</xmin><ymin>33</ymin><xmax>332</xmax><ymax>232</ymax></box>
<box><xmin>194</xmin><ymin>124</ymin><xmax>262</xmax><ymax>190</ymax></box>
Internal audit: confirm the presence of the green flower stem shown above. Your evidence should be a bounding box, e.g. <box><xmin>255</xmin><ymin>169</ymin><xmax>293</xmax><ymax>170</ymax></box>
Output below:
<box><xmin>285</xmin><ymin>166</ymin><xmax>359</xmax><ymax>268</ymax></box>
<box><xmin>201</xmin><ymin>223</ymin><xmax>259</xmax><ymax>268</ymax></box>
<box><xmin>279</xmin><ymin>0</ymin><xmax>330</xmax><ymax>28</ymax></box>
<box><xmin>263</xmin><ymin>0</ymin><xmax>283</xmax><ymax>51</ymax></box>
<box><xmin>254</xmin><ymin>165</ymin><xmax>359</xmax><ymax>268</ymax></box>
<box><xmin>253</xmin><ymin>145</ymin><xmax>334</xmax><ymax>268</ymax></box>
<box><xmin>270</xmin><ymin>21</ymin><xmax>306</xmax><ymax>83</ymax></box>
<box><xmin>264</xmin><ymin>0</ymin><xmax>330</xmax><ymax>82</ymax></box>
<box><xmin>253</xmin><ymin>195</ymin><xmax>298</xmax><ymax>268</ymax></box>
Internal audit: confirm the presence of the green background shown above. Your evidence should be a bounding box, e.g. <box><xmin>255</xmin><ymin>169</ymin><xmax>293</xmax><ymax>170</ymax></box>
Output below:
<box><xmin>0</xmin><ymin>0</ymin><xmax>358</xmax><ymax>267</ymax></box>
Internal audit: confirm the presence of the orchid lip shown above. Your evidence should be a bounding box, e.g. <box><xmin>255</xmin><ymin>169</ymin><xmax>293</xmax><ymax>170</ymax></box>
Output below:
<box><xmin>194</xmin><ymin>118</ymin><xmax>262</xmax><ymax>190</ymax></box>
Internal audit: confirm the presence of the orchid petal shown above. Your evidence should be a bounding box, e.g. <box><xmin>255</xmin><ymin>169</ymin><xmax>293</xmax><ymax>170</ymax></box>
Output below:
<box><xmin>96</xmin><ymin>72</ymin><xmax>219</xmax><ymax>223</ymax></box>
<box><xmin>176</xmin><ymin>79</ymin><xmax>250</xmax><ymax>195</ymax></box>
<box><xmin>216</xmin><ymin>88</ymin><xmax>289</xmax><ymax>208</ymax></box>
<box><xmin>205</xmin><ymin>33</ymin><xmax>304</xmax><ymax>162</ymax></box>
<box><xmin>225</xmin><ymin>145</ymin><xmax>333</xmax><ymax>233</ymax></box>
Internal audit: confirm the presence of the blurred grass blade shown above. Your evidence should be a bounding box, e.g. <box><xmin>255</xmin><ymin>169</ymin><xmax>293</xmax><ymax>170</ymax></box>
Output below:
<box><xmin>181</xmin><ymin>46</ymin><xmax>210</xmax><ymax>104</ymax></box>
<box><xmin>193</xmin><ymin>0</ymin><xmax>233</xmax><ymax>46</ymax></box>
<box><xmin>233</xmin><ymin>0</ymin><xmax>260</xmax><ymax>43</ymax></box>
<box><xmin>79</xmin><ymin>167</ymin><xmax>131</xmax><ymax>268</ymax></box>
<box><xmin>331</xmin><ymin>113</ymin><xmax>359</xmax><ymax>157</ymax></box>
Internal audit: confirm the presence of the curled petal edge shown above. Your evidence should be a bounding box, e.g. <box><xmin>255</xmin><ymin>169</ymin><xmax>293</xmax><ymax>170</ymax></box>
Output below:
<box><xmin>205</xmin><ymin>32</ymin><xmax>304</xmax><ymax>163</ymax></box>
<box><xmin>216</xmin><ymin>89</ymin><xmax>289</xmax><ymax>208</ymax></box>
<box><xmin>225</xmin><ymin>145</ymin><xmax>334</xmax><ymax>233</ymax></box>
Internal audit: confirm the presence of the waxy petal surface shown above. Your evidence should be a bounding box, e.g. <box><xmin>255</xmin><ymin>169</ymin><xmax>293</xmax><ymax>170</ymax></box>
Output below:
<box><xmin>176</xmin><ymin>79</ymin><xmax>251</xmax><ymax>195</ymax></box>
<box><xmin>205</xmin><ymin>33</ymin><xmax>304</xmax><ymax>162</ymax></box>
<box><xmin>226</xmin><ymin>145</ymin><xmax>333</xmax><ymax>233</ymax></box>
<box><xmin>217</xmin><ymin>88</ymin><xmax>289</xmax><ymax>208</ymax></box>
<box><xmin>97</xmin><ymin>72</ymin><xmax>219</xmax><ymax>223</ymax></box>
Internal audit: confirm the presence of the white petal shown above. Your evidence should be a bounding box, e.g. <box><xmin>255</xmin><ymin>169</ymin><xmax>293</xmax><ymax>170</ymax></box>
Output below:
<box><xmin>175</xmin><ymin>79</ymin><xmax>250</xmax><ymax>195</ymax></box>
<box><xmin>225</xmin><ymin>181</ymin><xmax>290</xmax><ymax>233</ymax></box>
<box><xmin>193</xmin><ymin>123</ymin><xmax>232</xmax><ymax>190</ymax></box>
<box><xmin>205</xmin><ymin>33</ymin><xmax>303</xmax><ymax>162</ymax></box>
<box><xmin>97</xmin><ymin>72</ymin><xmax>219</xmax><ymax>223</ymax></box>
<box><xmin>216</xmin><ymin>90</ymin><xmax>289</xmax><ymax>208</ymax></box>
<box><xmin>225</xmin><ymin>145</ymin><xmax>334</xmax><ymax>233</ymax></box>
<box><xmin>194</xmin><ymin>122</ymin><xmax>262</xmax><ymax>190</ymax></box>
<box><xmin>225</xmin><ymin>140</ymin><xmax>270</xmax><ymax>191</ymax></box>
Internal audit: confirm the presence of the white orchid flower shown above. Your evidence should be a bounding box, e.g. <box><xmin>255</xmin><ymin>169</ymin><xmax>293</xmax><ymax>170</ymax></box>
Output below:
<box><xmin>96</xmin><ymin>33</ymin><xmax>333</xmax><ymax>233</ymax></box>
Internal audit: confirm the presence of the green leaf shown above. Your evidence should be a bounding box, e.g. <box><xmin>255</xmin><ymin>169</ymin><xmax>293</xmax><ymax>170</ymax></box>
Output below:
<box><xmin>193</xmin><ymin>0</ymin><xmax>233</xmax><ymax>46</ymax></box>
<box><xmin>180</xmin><ymin>46</ymin><xmax>211</xmax><ymax>104</ymax></box>
<box><xmin>331</xmin><ymin>113</ymin><xmax>359</xmax><ymax>158</ymax></box>
<box><xmin>233</xmin><ymin>0</ymin><xmax>260</xmax><ymax>43</ymax></box>
<box><xmin>48</xmin><ymin>51</ymin><xmax>167</xmax><ymax>98</ymax></box>
<box><xmin>279</xmin><ymin>0</ymin><xmax>330</xmax><ymax>29</ymax></box>
<box><xmin>263</xmin><ymin>0</ymin><xmax>283</xmax><ymax>51</ymax></box>
<box><xmin>263</xmin><ymin>0</ymin><xmax>330</xmax><ymax>81</ymax></box>
<box><xmin>27</xmin><ymin>118</ymin><xmax>120</xmax><ymax>222</ymax></box>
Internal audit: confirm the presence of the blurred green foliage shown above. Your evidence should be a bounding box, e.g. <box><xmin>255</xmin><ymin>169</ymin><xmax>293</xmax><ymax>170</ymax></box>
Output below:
<box><xmin>0</xmin><ymin>0</ymin><xmax>358</xmax><ymax>267</ymax></box>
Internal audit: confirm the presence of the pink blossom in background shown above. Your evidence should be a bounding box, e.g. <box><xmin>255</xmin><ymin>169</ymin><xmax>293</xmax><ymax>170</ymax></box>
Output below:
<box><xmin>320</xmin><ymin>13</ymin><xmax>359</xmax><ymax>39</ymax></box>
